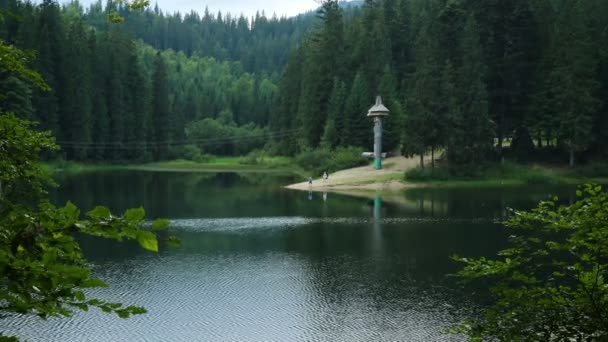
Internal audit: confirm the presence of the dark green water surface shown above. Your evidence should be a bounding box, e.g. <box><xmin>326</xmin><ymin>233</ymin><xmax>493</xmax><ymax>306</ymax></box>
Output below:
<box><xmin>4</xmin><ymin>171</ymin><xmax>578</xmax><ymax>341</ymax></box>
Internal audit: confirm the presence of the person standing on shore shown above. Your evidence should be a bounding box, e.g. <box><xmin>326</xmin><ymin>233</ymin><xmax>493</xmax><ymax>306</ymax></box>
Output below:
<box><xmin>308</xmin><ymin>176</ymin><xmax>313</xmax><ymax>188</ymax></box>
<box><xmin>323</xmin><ymin>171</ymin><xmax>328</xmax><ymax>183</ymax></box>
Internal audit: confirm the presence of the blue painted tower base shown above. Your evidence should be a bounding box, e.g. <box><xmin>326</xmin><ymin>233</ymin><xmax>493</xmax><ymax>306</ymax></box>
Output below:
<box><xmin>374</xmin><ymin>159</ymin><xmax>382</xmax><ymax>170</ymax></box>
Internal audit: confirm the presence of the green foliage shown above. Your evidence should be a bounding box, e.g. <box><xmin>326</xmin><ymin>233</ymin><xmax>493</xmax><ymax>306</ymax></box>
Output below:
<box><xmin>404</xmin><ymin>166</ymin><xmax>451</xmax><ymax>182</ymax></box>
<box><xmin>296</xmin><ymin>146</ymin><xmax>367</xmax><ymax>175</ymax></box>
<box><xmin>453</xmin><ymin>184</ymin><xmax>608</xmax><ymax>340</ymax></box>
<box><xmin>0</xmin><ymin>113</ymin><xmax>57</xmax><ymax>202</ymax></box>
<box><xmin>405</xmin><ymin>161</ymin><xmax>563</xmax><ymax>185</ymax></box>
<box><xmin>0</xmin><ymin>41</ymin><xmax>49</xmax><ymax>91</ymax></box>
<box><xmin>0</xmin><ymin>102</ymin><xmax>177</xmax><ymax>341</ymax></box>
<box><xmin>185</xmin><ymin>118</ymin><xmax>268</xmax><ymax>157</ymax></box>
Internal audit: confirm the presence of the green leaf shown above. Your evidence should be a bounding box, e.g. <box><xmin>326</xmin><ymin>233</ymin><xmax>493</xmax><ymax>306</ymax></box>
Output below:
<box><xmin>63</xmin><ymin>201</ymin><xmax>80</xmax><ymax>221</ymax></box>
<box><xmin>167</xmin><ymin>235</ymin><xmax>182</xmax><ymax>248</ymax></box>
<box><xmin>124</xmin><ymin>207</ymin><xmax>145</xmax><ymax>222</ymax></box>
<box><xmin>137</xmin><ymin>231</ymin><xmax>158</xmax><ymax>252</ymax></box>
<box><xmin>88</xmin><ymin>206</ymin><xmax>111</xmax><ymax>220</ymax></box>
<box><xmin>151</xmin><ymin>219</ymin><xmax>170</xmax><ymax>231</ymax></box>
<box><xmin>81</xmin><ymin>279</ymin><xmax>108</xmax><ymax>288</ymax></box>
<box><xmin>576</xmin><ymin>190</ymin><xmax>582</xmax><ymax>197</ymax></box>
<box><xmin>74</xmin><ymin>291</ymin><xmax>86</xmax><ymax>301</ymax></box>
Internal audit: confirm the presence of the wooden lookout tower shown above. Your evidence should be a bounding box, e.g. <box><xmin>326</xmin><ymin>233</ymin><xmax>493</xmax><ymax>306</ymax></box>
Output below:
<box><xmin>367</xmin><ymin>95</ymin><xmax>390</xmax><ymax>170</ymax></box>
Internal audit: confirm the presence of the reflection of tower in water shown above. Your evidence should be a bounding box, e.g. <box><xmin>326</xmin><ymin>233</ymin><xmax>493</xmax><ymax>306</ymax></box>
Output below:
<box><xmin>371</xmin><ymin>196</ymin><xmax>384</xmax><ymax>256</ymax></box>
<box><xmin>370</xmin><ymin>196</ymin><xmax>418</xmax><ymax>279</ymax></box>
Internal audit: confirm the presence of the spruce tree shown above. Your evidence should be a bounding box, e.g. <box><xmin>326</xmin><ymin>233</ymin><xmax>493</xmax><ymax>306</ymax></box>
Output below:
<box><xmin>448</xmin><ymin>15</ymin><xmax>493</xmax><ymax>170</ymax></box>
<box><xmin>152</xmin><ymin>52</ymin><xmax>170</xmax><ymax>160</ymax></box>
<box><xmin>321</xmin><ymin>79</ymin><xmax>347</xmax><ymax>149</ymax></box>
<box><xmin>62</xmin><ymin>20</ymin><xmax>92</xmax><ymax>160</ymax></box>
<box><xmin>546</xmin><ymin>2</ymin><xmax>600</xmax><ymax>167</ymax></box>
<box><xmin>378</xmin><ymin>65</ymin><xmax>403</xmax><ymax>153</ymax></box>
<box><xmin>342</xmin><ymin>71</ymin><xmax>371</xmax><ymax>148</ymax></box>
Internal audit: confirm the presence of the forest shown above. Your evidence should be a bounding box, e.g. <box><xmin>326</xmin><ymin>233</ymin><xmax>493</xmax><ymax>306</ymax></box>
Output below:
<box><xmin>1</xmin><ymin>0</ymin><xmax>608</xmax><ymax>173</ymax></box>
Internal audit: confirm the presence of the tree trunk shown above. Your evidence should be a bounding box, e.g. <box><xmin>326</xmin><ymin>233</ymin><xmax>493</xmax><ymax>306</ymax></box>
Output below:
<box><xmin>569</xmin><ymin>149</ymin><xmax>575</xmax><ymax>168</ymax></box>
<box><xmin>537</xmin><ymin>132</ymin><xmax>543</xmax><ymax>148</ymax></box>
<box><xmin>431</xmin><ymin>147</ymin><xmax>435</xmax><ymax>169</ymax></box>
<box><xmin>420</xmin><ymin>153</ymin><xmax>424</xmax><ymax>169</ymax></box>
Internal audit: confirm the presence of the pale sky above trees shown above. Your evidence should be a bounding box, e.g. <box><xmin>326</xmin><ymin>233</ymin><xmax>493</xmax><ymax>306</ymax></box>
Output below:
<box><xmin>59</xmin><ymin>0</ymin><xmax>319</xmax><ymax>18</ymax></box>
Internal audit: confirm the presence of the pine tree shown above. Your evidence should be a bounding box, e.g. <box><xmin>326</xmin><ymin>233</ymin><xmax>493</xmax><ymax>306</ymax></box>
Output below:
<box><xmin>152</xmin><ymin>52</ymin><xmax>170</xmax><ymax>160</ymax></box>
<box><xmin>295</xmin><ymin>0</ymin><xmax>345</xmax><ymax>149</ymax></box>
<box><xmin>321</xmin><ymin>79</ymin><xmax>347</xmax><ymax>149</ymax></box>
<box><xmin>469</xmin><ymin>0</ymin><xmax>540</xmax><ymax>157</ymax></box>
<box><xmin>546</xmin><ymin>2</ymin><xmax>600</xmax><ymax>167</ymax></box>
<box><xmin>273</xmin><ymin>49</ymin><xmax>303</xmax><ymax>155</ymax></box>
<box><xmin>378</xmin><ymin>65</ymin><xmax>403</xmax><ymax>153</ymax></box>
<box><xmin>33</xmin><ymin>0</ymin><xmax>65</xmax><ymax>141</ymax></box>
<box><xmin>125</xmin><ymin>47</ymin><xmax>148</xmax><ymax>160</ymax></box>
<box><xmin>448</xmin><ymin>15</ymin><xmax>493</xmax><ymax>170</ymax></box>
<box><xmin>342</xmin><ymin>71</ymin><xmax>371</xmax><ymax>148</ymax></box>
<box><xmin>62</xmin><ymin>20</ymin><xmax>92</xmax><ymax>160</ymax></box>
<box><xmin>403</xmin><ymin>7</ymin><xmax>443</xmax><ymax>168</ymax></box>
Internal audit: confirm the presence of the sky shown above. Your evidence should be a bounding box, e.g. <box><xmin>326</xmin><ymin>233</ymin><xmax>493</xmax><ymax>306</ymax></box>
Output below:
<box><xmin>61</xmin><ymin>0</ymin><xmax>320</xmax><ymax>18</ymax></box>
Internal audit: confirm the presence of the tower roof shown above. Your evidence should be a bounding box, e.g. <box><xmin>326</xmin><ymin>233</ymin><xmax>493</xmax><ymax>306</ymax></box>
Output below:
<box><xmin>367</xmin><ymin>95</ymin><xmax>390</xmax><ymax>117</ymax></box>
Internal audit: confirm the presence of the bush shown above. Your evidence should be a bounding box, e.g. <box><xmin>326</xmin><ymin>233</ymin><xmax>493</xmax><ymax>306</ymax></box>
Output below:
<box><xmin>295</xmin><ymin>146</ymin><xmax>367</xmax><ymax>175</ymax></box>
<box><xmin>453</xmin><ymin>185</ymin><xmax>608</xmax><ymax>340</ymax></box>
<box><xmin>574</xmin><ymin>162</ymin><xmax>608</xmax><ymax>178</ymax></box>
<box><xmin>405</xmin><ymin>166</ymin><xmax>451</xmax><ymax>181</ymax></box>
<box><xmin>181</xmin><ymin>144</ymin><xmax>203</xmax><ymax>161</ymax></box>
<box><xmin>328</xmin><ymin>146</ymin><xmax>368</xmax><ymax>172</ymax></box>
<box><xmin>239</xmin><ymin>150</ymin><xmax>264</xmax><ymax>165</ymax></box>
<box><xmin>405</xmin><ymin>161</ymin><xmax>561</xmax><ymax>184</ymax></box>
<box><xmin>295</xmin><ymin>148</ymin><xmax>332</xmax><ymax>175</ymax></box>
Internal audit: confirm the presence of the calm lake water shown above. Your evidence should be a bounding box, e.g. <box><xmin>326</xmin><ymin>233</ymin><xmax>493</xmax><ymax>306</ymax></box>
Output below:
<box><xmin>4</xmin><ymin>171</ymin><xmax>578</xmax><ymax>341</ymax></box>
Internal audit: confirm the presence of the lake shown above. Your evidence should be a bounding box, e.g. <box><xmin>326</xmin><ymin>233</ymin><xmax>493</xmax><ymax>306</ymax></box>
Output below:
<box><xmin>3</xmin><ymin>171</ymin><xmax>578</xmax><ymax>341</ymax></box>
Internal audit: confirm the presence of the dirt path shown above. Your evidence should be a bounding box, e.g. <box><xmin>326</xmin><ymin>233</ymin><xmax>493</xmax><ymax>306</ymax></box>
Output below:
<box><xmin>285</xmin><ymin>155</ymin><xmax>429</xmax><ymax>192</ymax></box>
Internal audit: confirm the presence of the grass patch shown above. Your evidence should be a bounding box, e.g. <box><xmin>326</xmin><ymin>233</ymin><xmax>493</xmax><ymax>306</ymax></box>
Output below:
<box><xmin>295</xmin><ymin>147</ymin><xmax>369</xmax><ymax>175</ymax></box>
<box><xmin>404</xmin><ymin>162</ymin><xmax>571</xmax><ymax>186</ymax></box>
<box><xmin>45</xmin><ymin>156</ymin><xmax>301</xmax><ymax>174</ymax></box>
<box><xmin>42</xmin><ymin>160</ymin><xmax>124</xmax><ymax>174</ymax></box>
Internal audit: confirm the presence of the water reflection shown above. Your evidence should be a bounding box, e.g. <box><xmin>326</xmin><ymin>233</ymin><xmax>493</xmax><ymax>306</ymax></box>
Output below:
<box><xmin>3</xmin><ymin>172</ymin><xmax>582</xmax><ymax>341</ymax></box>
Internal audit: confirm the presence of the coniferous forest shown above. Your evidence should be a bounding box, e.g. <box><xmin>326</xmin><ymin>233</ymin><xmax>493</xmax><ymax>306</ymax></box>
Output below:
<box><xmin>1</xmin><ymin>0</ymin><xmax>608</xmax><ymax>173</ymax></box>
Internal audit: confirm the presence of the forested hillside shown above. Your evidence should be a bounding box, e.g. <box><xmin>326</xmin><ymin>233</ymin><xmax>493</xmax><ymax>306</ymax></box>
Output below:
<box><xmin>0</xmin><ymin>0</ymin><xmax>315</xmax><ymax>161</ymax></box>
<box><xmin>1</xmin><ymin>0</ymin><xmax>608</xmax><ymax>172</ymax></box>
<box><xmin>275</xmin><ymin>0</ymin><xmax>608</xmax><ymax>171</ymax></box>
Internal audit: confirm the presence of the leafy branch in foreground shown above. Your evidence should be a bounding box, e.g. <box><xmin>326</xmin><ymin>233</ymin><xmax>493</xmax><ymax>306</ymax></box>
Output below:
<box><xmin>0</xmin><ymin>113</ymin><xmax>180</xmax><ymax>340</ymax></box>
<box><xmin>452</xmin><ymin>184</ymin><xmax>608</xmax><ymax>341</ymax></box>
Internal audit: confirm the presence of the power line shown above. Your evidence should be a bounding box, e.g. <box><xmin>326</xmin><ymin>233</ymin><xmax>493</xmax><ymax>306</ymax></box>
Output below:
<box><xmin>56</xmin><ymin>128</ymin><xmax>301</xmax><ymax>150</ymax></box>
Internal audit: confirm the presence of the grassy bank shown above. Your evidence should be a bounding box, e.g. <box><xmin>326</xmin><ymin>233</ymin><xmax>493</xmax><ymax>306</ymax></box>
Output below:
<box><xmin>404</xmin><ymin>162</ymin><xmax>608</xmax><ymax>188</ymax></box>
<box><xmin>44</xmin><ymin>156</ymin><xmax>303</xmax><ymax>175</ymax></box>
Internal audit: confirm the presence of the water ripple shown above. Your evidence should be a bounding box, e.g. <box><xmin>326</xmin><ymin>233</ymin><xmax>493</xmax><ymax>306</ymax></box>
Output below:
<box><xmin>170</xmin><ymin>216</ymin><xmax>498</xmax><ymax>232</ymax></box>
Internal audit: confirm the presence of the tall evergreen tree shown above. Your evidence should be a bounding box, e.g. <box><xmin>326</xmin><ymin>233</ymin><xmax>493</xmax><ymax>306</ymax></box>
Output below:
<box><xmin>342</xmin><ymin>71</ymin><xmax>371</xmax><ymax>148</ymax></box>
<box><xmin>295</xmin><ymin>0</ymin><xmax>345</xmax><ymax>149</ymax></box>
<box><xmin>152</xmin><ymin>52</ymin><xmax>170</xmax><ymax>160</ymax></box>
<box><xmin>321</xmin><ymin>78</ymin><xmax>347</xmax><ymax>149</ymax></box>
<box><xmin>403</xmin><ymin>7</ymin><xmax>443</xmax><ymax>167</ymax></box>
<box><xmin>33</xmin><ymin>0</ymin><xmax>65</xmax><ymax>140</ymax></box>
<box><xmin>378</xmin><ymin>65</ymin><xmax>403</xmax><ymax>153</ymax></box>
<box><xmin>544</xmin><ymin>1</ymin><xmax>600</xmax><ymax>167</ymax></box>
<box><xmin>448</xmin><ymin>15</ymin><xmax>493</xmax><ymax>169</ymax></box>
<box><xmin>62</xmin><ymin>20</ymin><xmax>92</xmax><ymax>160</ymax></box>
<box><xmin>125</xmin><ymin>47</ymin><xmax>148</xmax><ymax>160</ymax></box>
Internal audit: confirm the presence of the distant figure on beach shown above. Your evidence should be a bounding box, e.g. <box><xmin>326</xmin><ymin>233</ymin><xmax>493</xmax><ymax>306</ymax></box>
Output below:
<box><xmin>322</xmin><ymin>171</ymin><xmax>328</xmax><ymax>183</ymax></box>
<box><xmin>308</xmin><ymin>176</ymin><xmax>313</xmax><ymax>188</ymax></box>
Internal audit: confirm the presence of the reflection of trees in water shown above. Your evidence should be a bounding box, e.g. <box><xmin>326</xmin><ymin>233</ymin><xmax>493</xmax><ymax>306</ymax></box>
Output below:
<box><xmin>402</xmin><ymin>186</ymin><xmax>578</xmax><ymax>219</ymax></box>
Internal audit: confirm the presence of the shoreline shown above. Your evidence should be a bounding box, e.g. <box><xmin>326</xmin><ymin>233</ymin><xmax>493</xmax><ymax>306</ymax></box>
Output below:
<box><xmin>285</xmin><ymin>156</ymin><xmax>426</xmax><ymax>193</ymax></box>
<box><xmin>285</xmin><ymin>156</ymin><xmax>608</xmax><ymax>194</ymax></box>
<box><xmin>44</xmin><ymin>159</ymin><xmax>303</xmax><ymax>175</ymax></box>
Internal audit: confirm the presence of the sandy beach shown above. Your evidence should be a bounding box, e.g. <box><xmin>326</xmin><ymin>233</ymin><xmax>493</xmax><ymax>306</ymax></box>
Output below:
<box><xmin>285</xmin><ymin>156</ymin><xmax>429</xmax><ymax>193</ymax></box>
